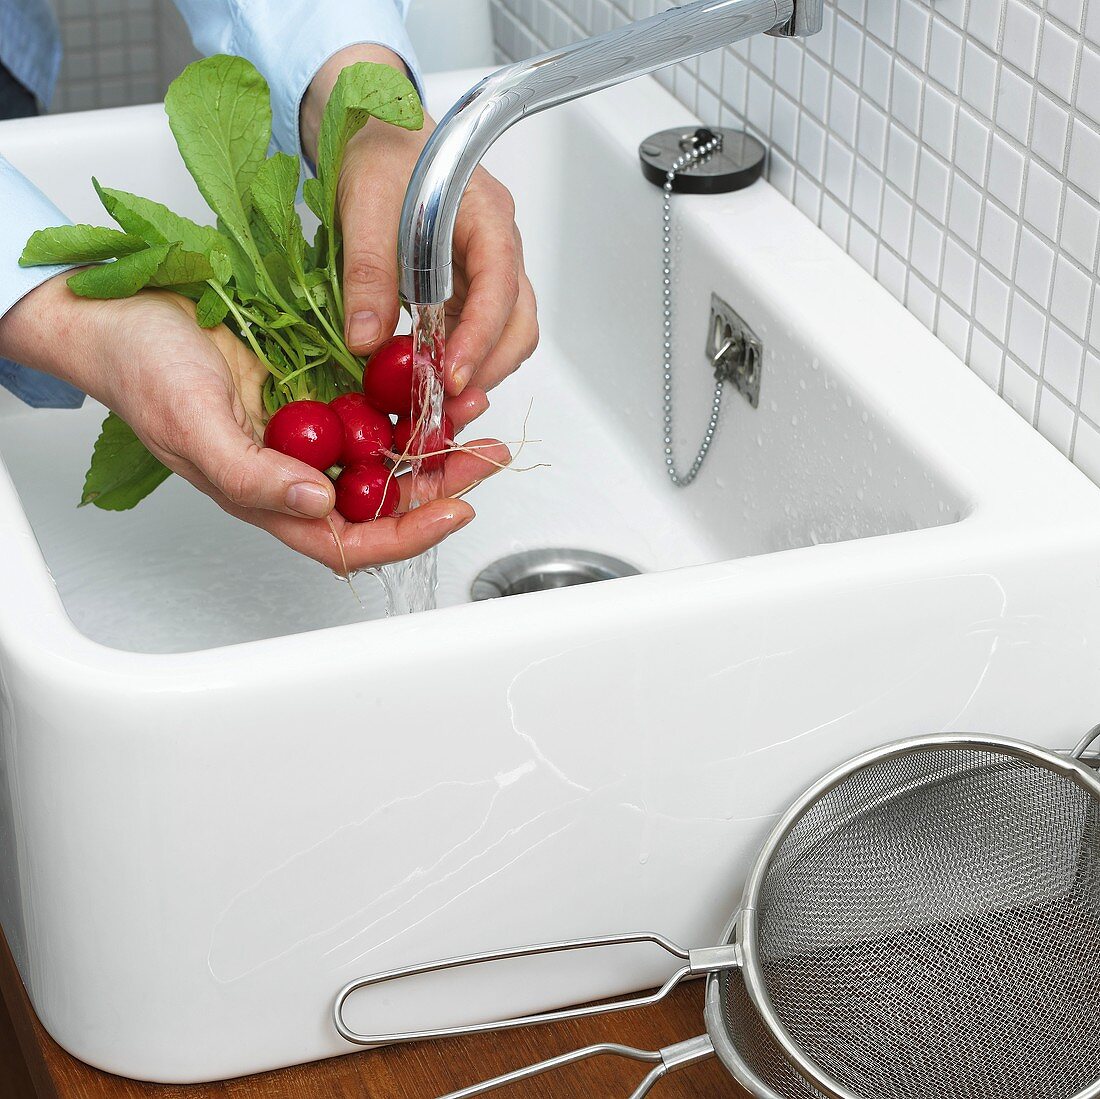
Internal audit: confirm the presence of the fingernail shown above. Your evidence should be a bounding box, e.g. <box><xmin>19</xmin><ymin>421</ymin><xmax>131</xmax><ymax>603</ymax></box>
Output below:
<box><xmin>433</xmin><ymin>509</ymin><xmax>473</xmax><ymax>532</ymax></box>
<box><xmin>286</xmin><ymin>482</ymin><xmax>332</xmax><ymax>518</ymax></box>
<box><xmin>451</xmin><ymin>362</ymin><xmax>474</xmax><ymax>392</ymax></box>
<box><xmin>348</xmin><ymin>310</ymin><xmax>381</xmax><ymax>349</ymax></box>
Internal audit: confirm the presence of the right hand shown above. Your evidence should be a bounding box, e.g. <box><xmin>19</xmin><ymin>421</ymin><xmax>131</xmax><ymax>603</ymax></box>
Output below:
<box><xmin>300</xmin><ymin>45</ymin><xmax>540</xmax><ymax>403</ymax></box>
<box><xmin>0</xmin><ymin>274</ymin><xmax>509</xmax><ymax>571</ymax></box>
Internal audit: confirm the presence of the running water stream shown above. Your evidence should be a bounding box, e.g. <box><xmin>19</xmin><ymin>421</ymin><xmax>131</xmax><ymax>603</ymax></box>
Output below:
<box><xmin>373</xmin><ymin>303</ymin><xmax>448</xmax><ymax>615</ymax></box>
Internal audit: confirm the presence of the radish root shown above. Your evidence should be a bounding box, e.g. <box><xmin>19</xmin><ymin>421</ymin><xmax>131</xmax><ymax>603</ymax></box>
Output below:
<box><xmin>326</xmin><ymin>515</ymin><xmax>364</xmax><ymax>607</ymax></box>
<box><xmin>386</xmin><ymin>399</ymin><xmax>549</xmax><ymax>491</ymax></box>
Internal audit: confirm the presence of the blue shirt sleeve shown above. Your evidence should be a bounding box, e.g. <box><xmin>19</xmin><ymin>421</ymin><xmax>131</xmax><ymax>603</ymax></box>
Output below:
<box><xmin>0</xmin><ymin>156</ymin><xmax>84</xmax><ymax>409</ymax></box>
<box><xmin>171</xmin><ymin>0</ymin><xmax>423</xmax><ymax>163</ymax></box>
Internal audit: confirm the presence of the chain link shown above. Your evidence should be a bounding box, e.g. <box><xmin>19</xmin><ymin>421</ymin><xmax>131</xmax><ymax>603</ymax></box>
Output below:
<box><xmin>662</xmin><ymin>132</ymin><xmax>725</xmax><ymax>487</ymax></box>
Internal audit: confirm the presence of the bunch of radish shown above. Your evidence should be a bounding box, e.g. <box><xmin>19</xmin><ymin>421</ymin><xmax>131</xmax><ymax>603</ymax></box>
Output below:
<box><xmin>263</xmin><ymin>334</ymin><xmax>454</xmax><ymax>523</ymax></box>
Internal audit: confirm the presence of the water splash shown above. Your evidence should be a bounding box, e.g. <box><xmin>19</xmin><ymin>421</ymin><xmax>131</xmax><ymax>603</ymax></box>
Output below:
<box><xmin>377</xmin><ymin>302</ymin><xmax>448</xmax><ymax>615</ymax></box>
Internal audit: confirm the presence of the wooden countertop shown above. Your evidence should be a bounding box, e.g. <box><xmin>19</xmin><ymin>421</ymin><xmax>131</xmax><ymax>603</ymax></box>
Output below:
<box><xmin>0</xmin><ymin>933</ymin><xmax>743</xmax><ymax>1099</ymax></box>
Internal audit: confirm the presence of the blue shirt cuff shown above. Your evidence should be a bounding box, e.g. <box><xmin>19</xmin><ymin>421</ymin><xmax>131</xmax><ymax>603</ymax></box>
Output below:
<box><xmin>0</xmin><ymin>156</ymin><xmax>84</xmax><ymax>409</ymax></box>
<box><xmin>0</xmin><ymin>359</ymin><xmax>84</xmax><ymax>408</ymax></box>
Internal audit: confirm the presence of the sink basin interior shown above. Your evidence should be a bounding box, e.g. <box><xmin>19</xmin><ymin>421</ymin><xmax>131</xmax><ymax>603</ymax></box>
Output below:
<box><xmin>0</xmin><ymin>89</ymin><xmax>966</xmax><ymax>655</ymax></box>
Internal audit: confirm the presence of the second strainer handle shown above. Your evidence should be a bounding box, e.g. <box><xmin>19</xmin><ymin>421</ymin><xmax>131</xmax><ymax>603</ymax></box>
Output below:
<box><xmin>440</xmin><ymin>1034</ymin><xmax>715</xmax><ymax>1099</ymax></box>
<box><xmin>1072</xmin><ymin>722</ymin><xmax>1100</xmax><ymax>763</ymax></box>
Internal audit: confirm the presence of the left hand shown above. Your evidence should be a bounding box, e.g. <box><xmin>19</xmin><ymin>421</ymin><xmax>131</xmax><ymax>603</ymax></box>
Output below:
<box><xmin>0</xmin><ymin>278</ymin><xmax>506</xmax><ymax>573</ymax></box>
<box><xmin>301</xmin><ymin>45</ymin><xmax>539</xmax><ymax>403</ymax></box>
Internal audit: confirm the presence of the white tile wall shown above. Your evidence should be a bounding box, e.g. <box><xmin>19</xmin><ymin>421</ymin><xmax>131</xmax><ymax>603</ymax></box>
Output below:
<box><xmin>491</xmin><ymin>0</ymin><xmax>1100</xmax><ymax>484</ymax></box>
<box><xmin>49</xmin><ymin>0</ymin><xmax>196</xmax><ymax>112</ymax></box>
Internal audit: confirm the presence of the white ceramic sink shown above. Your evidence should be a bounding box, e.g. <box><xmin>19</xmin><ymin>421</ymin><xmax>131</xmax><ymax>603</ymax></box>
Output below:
<box><xmin>1</xmin><ymin>69</ymin><xmax>1100</xmax><ymax>1083</ymax></box>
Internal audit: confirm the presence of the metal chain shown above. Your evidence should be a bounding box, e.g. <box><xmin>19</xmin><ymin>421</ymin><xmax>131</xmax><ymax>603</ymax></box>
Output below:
<box><xmin>662</xmin><ymin>131</ymin><xmax>725</xmax><ymax>487</ymax></box>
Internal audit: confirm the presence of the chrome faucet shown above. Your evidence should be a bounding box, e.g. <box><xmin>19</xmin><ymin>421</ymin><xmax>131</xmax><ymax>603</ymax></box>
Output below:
<box><xmin>398</xmin><ymin>0</ymin><xmax>822</xmax><ymax>306</ymax></box>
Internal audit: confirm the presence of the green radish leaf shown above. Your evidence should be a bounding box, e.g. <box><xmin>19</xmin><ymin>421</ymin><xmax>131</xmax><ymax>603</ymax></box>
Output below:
<box><xmin>148</xmin><ymin>245</ymin><xmax>216</xmax><ymax>288</ymax></box>
<box><xmin>81</xmin><ymin>411</ymin><xmax>172</xmax><ymax>510</ymax></box>
<box><xmin>250</xmin><ymin>153</ymin><xmax>306</xmax><ymax>265</ymax></box>
<box><xmin>261</xmin><ymin>373</ymin><xmax>279</xmax><ymax>416</ymax></box>
<box><xmin>280</xmin><ymin>318</ymin><xmax>324</xmax><ymax>349</ymax></box>
<box><xmin>306</xmin><ymin>224</ymin><xmax>325</xmax><ymax>271</ymax></box>
<box><xmin>215</xmin><ymin>219</ymin><xmax>257</xmax><ymax>297</ymax></box>
<box><xmin>164</xmin><ymin>55</ymin><xmax>271</xmax><ymax>257</ymax></box>
<box><xmin>315</xmin><ymin>62</ymin><xmax>422</xmax><ymax>240</ymax></box>
<box><xmin>196</xmin><ymin>286</ymin><xmax>230</xmax><ymax>327</ymax></box>
<box><xmin>302</xmin><ymin>177</ymin><xmax>324</xmax><ymax>222</ymax></box>
<box><xmin>265</xmin><ymin>341</ymin><xmax>292</xmax><ymax>373</ymax></box>
<box><xmin>20</xmin><ymin>224</ymin><xmax>148</xmax><ymax>266</ymax></box>
<box><xmin>249</xmin><ymin>207</ymin><xmax>280</xmax><ymax>263</ymax></box>
<box><xmin>265</xmin><ymin>312</ymin><xmax>303</xmax><ymax>330</ymax></box>
<box><xmin>93</xmin><ymin>179</ymin><xmax>225</xmax><ymax>255</ymax></box>
<box><xmin>66</xmin><ymin>244</ymin><xmax>171</xmax><ymax>298</ymax></box>
<box><xmin>172</xmin><ymin>283</ymin><xmax>210</xmax><ymax>302</ymax></box>
<box><xmin>209</xmin><ymin>248</ymin><xmax>232</xmax><ymax>283</ymax></box>
<box><xmin>262</xmin><ymin>252</ymin><xmax>297</xmax><ymax>305</ymax></box>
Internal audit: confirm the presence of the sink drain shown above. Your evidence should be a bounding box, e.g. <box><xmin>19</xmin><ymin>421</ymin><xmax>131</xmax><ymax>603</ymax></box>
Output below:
<box><xmin>471</xmin><ymin>549</ymin><xmax>641</xmax><ymax>601</ymax></box>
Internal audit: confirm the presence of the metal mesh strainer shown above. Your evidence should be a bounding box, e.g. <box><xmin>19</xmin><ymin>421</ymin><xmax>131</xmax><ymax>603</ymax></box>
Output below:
<box><xmin>713</xmin><ymin>948</ymin><xmax>824</xmax><ymax>1099</ymax></box>
<box><xmin>333</xmin><ymin>730</ymin><xmax>1100</xmax><ymax>1099</ymax></box>
<box><xmin>742</xmin><ymin>742</ymin><xmax>1100</xmax><ymax>1099</ymax></box>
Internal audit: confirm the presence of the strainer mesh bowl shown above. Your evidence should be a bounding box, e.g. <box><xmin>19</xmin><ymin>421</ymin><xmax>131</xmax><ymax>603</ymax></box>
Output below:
<box><xmin>721</xmin><ymin>966</ymin><xmax>826</xmax><ymax>1099</ymax></box>
<box><xmin>744</xmin><ymin>745</ymin><xmax>1100</xmax><ymax>1099</ymax></box>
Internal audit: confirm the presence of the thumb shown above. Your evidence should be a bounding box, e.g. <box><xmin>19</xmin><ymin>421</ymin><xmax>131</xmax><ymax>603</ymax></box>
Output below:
<box><xmin>191</xmin><ymin>403</ymin><xmax>336</xmax><ymax>519</ymax></box>
<box><xmin>339</xmin><ymin>165</ymin><xmax>404</xmax><ymax>356</ymax></box>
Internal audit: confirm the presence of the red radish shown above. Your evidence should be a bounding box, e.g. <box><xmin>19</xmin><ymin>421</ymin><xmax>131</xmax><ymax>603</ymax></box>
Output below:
<box><xmin>392</xmin><ymin>412</ymin><xmax>454</xmax><ymax>468</ymax></box>
<box><xmin>264</xmin><ymin>400</ymin><xmax>344</xmax><ymax>470</ymax></box>
<box><xmin>330</xmin><ymin>392</ymin><xmax>394</xmax><ymax>464</ymax></box>
<box><xmin>335</xmin><ymin>461</ymin><xmax>401</xmax><ymax>522</ymax></box>
<box><xmin>362</xmin><ymin>335</ymin><xmax>415</xmax><ymax>416</ymax></box>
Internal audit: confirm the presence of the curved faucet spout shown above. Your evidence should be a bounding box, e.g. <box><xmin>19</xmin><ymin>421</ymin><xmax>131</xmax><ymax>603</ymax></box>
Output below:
<box><xmin>398</xmin><ymin>0</ymin><xmax>819</xmax><ymax>306</ymax></box>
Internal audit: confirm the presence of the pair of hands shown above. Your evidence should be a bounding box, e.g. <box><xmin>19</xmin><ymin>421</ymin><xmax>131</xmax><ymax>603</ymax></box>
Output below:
<box><xmin>0</xmin><ymin>46</ymin><xmax>538</xmax><ymax>572</ymax></box>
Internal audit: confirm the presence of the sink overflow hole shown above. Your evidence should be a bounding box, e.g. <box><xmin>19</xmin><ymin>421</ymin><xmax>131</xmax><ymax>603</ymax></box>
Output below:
<box><xmin>471</xmin><ymin>549</ymin><xmax>641</xmax><ymax>601</ymax></box>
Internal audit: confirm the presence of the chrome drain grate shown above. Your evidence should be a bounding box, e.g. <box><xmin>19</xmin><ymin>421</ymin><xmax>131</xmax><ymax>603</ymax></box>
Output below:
<box><xmin>471</xmin><ymin>549</ymin><xmax>641</xmax><ymax>601</ymax></box>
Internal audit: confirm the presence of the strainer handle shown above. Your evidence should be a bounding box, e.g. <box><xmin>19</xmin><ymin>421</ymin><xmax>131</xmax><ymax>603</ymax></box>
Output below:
<box><xmin>439</xmin><ymin>1033</ymin><xmax>715</xmax><ymax>1099</ymax></box>
<box><xmin>334</xmin><ymin>932</ymin><xmax>738</xmax><ymax>1046</ymax></box>
<box><xmin>1072</xmin><ymin>722</ymin><xmax>1100</xmax><ymax>763</ymax></box>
